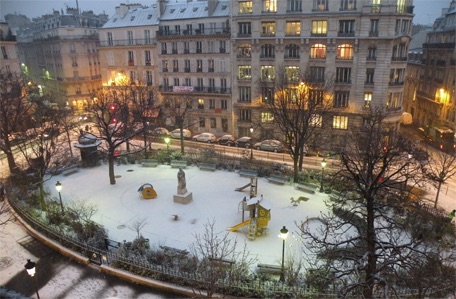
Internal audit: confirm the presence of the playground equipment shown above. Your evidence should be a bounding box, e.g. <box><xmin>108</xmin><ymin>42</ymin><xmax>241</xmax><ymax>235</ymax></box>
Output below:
<box><xmin>228</xmin><ymin>195</ymin><xmax>271</xmax><ymax>240</ymax></box>
<box><xmin>137</xmin><ymin>183</ymin><xmax>157</xmax><ymax>199</ymax></box>
<box><xmin>235</xmin><ymin>177</ymin><xmax>258</xmax><ymax>198</ymax></box>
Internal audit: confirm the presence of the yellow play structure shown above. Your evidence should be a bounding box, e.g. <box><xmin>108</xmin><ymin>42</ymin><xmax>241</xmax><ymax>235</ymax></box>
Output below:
<box><xmin>228</xmin><ymin>195</ymin><xmax>271</xmax><ymax>240</ymax></box>
<box><xmin>137</xmin><ymin>183</ymin><xmax>157</xmax><ymax>199</ymax></box>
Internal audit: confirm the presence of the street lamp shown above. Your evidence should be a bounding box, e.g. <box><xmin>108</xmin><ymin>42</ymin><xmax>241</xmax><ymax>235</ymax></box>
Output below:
<box><xmin>320</xmin><ymin>158</ymin><xmax>327</xmax><ymax>192</ymax></box>
<box><xmin>405</xmin><ymin>153</ymin><xmax>412</xmax><ymax>190</ymax></box>
<box><xmin>249</xmin><ymin>126</ymin><xmax>254</xmax><ymax>159</ymax></box>
<box><xmin>164</xmin><ymin>136</ymin><xmax>170</xmax><ymax>155</ymax></box>
<box><xmin>24</xmin><ymin>259</ymin><xmax>41</xmax><ymax>299</ymax></box>
<box><xmin>279</xmin><ymin>226</ymin><xmax>288</xmax><ymax>282</ymax></box>
<box><xmin>55</xmin><ymin>181</ymin><xmax>64</xmax><ymax>214</ymax></box>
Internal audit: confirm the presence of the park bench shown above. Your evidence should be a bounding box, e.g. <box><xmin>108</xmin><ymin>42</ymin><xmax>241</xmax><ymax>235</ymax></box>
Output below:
<box><xmin>199</xmin><ymin>163</ymin><xmax>217</xmax><ymax>171</ymax></box>
<box><xmin>62</xmin><ymin>165</ymin><xmax>80</xmax><ymax>176</ymax></box>
<box><xmin>171</xmin><ymin>160</ymin><xmax>187</xmax><ymax>168</ymax></box>
<box><xmin>257</xmin><ymin>263</ymin><xmax>283</xmax><ymax>275</ymax></box>
<box><xmin>295</xmin><ymin>182</ymin><xmax>318</xmax><ymax>194</ymax></box>
<box><xmin>141</xmin><ymin>159</ymin><xmax>158</xmax><ymax>167</ymax></box>
<box><xmin>267</xmin><ymin>174</ymin><xmax>289</xmax><ymax>185</ymax></box>
<box><xmin>159</xmin><ymin>245</ymin><xmax>188</xmax><ymax>256</ymax></box>
<box><xmin>239</xmin><ymin>169</ymin><xmax>258</xmax><ymax>177</ymax></box>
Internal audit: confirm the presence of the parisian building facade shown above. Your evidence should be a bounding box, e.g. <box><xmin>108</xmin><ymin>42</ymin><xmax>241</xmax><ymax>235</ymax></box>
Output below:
<box><xmin>14</xmin><ymin>0</ymin><xmax>415</xmax><ymax>153</ymax></box>
<box><xmin>0</xmin><ymin>22</ymin><xmax>20</xmax><ymax>75</ymax></box>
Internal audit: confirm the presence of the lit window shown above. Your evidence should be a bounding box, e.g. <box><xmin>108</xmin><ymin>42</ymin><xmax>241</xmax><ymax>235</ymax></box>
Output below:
<box><xmin>239</xmin><ymin>66</ymin><xmax>252</xmax><ymax>80</ymax></box>
<box><xmin>364</xmin><ymin>92</ymin><xmax>372</xmax><ymax>108</ymax></box>
<box><xmin>310</xmin><ymin>114</ymin><xmax>322</xmax><ymax>127</ymax></box>
<box><xmin>312</xmin><ymin>20</ymin><xmax>327</xmax><ymax>35</ymax></box>
<box><xmin>261</xmin><ymin>66</ymin><xmax>275</xmax><ymax>81</ymax></box>
<box><xmin>285</xmin><ymin>66</ymin><xmax>300</xmax><ymax>82</ymax></box>
<box><xmin>336</xmin><ymin>44</ymin><xmax>353</xmax><ymax>59</ymax></box>
<box><xmin>263</xmin><ymin>0</ymin><xmax>277</xmax><ymax>12</ymax></box>
<box><xmin>286</xmin><ymin>21</ymin><xmax>301</xmax><ymax>36</ymax></box>
<box><xmin>333</xmin><ymin>115</ymin><xmax>348</xmax><ymax>129</ymax></box>
<box><xmin>239</xmin><ymin>1</ymin><xmax>253</xmax><ymax>13</ymax></box>
<box><xmin>261</xmin><ymin>112</ymin><xmax>274</xmax><ymax>123</ymax></box>
<box><xmin>310</xmin><ymin>44</ymin><xmax>326</xmax><ymax>59</ymax></box>
<box><xmin>238</xmin><ymin>44</ymin><xmax>252</xmax><ymax>58</ymax></box>
<box><xmin>262</xmin><ymin>22</ymin><xmax>276</xmax><ymax>35</ymax></box>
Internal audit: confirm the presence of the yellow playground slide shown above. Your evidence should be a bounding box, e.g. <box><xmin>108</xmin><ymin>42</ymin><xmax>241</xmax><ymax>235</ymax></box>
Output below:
<box><xmin>227</xmin><ymin>219</ymin><xmax>250</xmax><ymax>232</ymax></box>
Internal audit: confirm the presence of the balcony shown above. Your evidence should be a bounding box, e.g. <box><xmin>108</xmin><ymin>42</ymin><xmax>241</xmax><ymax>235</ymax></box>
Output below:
<box><xmin>98</xmin><ymin>38</ymin><xmax>156</xmax><ymax>47</ymax></box>
<box><xmin>145</xmin><ymin>61</ymin><xmax>151</xmax><ymax>66</ymax></box>
<box><xmin>368</xmin><ymin>31</ymin><xmax>379</xmax><ymax>37</ymax></box>
<box><xmin>184</xmin><ymin>49</ymin><xmax>190</xmax><ymax>54</ymax></box>
<box><xmin>184</xmin><ymin>68</ymin><xmax>191</xmax><ymax>72</ymax></box>
<box><xmin>391</xmin><ymin>57</ymin><xmax>407</xmax><ymax>62</ymax></box>
<box><xmin>338</xmin><ymin>32</ymin><xmax>355</xmax><ymax>37</ymax></box>
<box><xmin>128</xmin><ymin>60</ymin><xmax>134</xmax><ymax>66</ymax></box>
<box><xmin>173</xmin><ymin>68</ymin><xmax>179</xmax><ymax>72</ymax></box>
<box><xmin>388</xmin><ymin>81</ymin><xmax>404</xmax><ymax>86</ymax></box>
<box><xmin>156</xmin><ymin>28</ymin><xmax>230</xmax><ymax>39</ymax></box>
<box><xmin>208</xmin><ymin>68</ymin><xmax>214</xmax><ymax>72</ymax></box>
<box><xmin>172</xmin><ymin>49</ymin><xmax>178</xmax><ymax>54</ymax></box>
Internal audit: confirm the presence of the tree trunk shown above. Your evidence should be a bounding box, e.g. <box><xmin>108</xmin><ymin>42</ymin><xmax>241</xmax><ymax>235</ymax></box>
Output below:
<box><xmin>108</xmin><ymin>154</ymin><xmax>116</xmax><ymax>185</ymax></box>
<box><xmin>364</xmin><ymin>197</ymin><xmax>377</xmax><ymax>299</ymax></box>
<box><xmin>5</xmin><ymin>150</ymin><xmax>18</xmax><ymax>175</ymax></box>
<box><xmin>66</xmin><ymin>131</ymin><xmax>73</xmax><ymax>157</ymax></box>
<box><xmin>434</xmin><ymin>180</ymin><xmax>442</xmax><ymax>208</ymax></box>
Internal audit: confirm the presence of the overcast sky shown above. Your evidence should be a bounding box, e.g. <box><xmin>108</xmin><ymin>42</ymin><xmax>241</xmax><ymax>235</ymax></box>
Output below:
<box><xmin>0</xmin><ymin>0</ymin><xmax>451</xmax><ymax>25</ymax></box>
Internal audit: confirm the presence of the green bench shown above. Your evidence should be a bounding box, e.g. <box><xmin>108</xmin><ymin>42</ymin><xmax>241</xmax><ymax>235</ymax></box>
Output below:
<box><xmin>267</xmin><ymin>174</ymin><xmax>289</xmax><ymax>185</ymax></box>
<box><xmin>257</xmin><ymin>263</ymin><xmax>283</xmax><ymax>275</ymax></box>
<box><xmin>295</xmin><ymin>183</ymin><xmax>317</xmax><ymax>194</ymax></box>
<box><xmin>62</xmin><ymin>165</ymin><xmax>80</xmax><ymax>176</ymax></box>
<box><xmin>199</xmin><ymin>163</ymin><xmax>217</xmax><ymax>171</ymax></box>
<box><xmin>141</xmin><ymin>159</ymin><xmax>158</xmax><ymax>167</ymax></box>
<box><xmin>171</xmin><ymin>160</ymin><xmax>187</xmax><ymax>168</ymax></box>
<box><xmin>239</xmin><ymin>169</ymin><xmax>258</xmax><ymax>177</ymax></box>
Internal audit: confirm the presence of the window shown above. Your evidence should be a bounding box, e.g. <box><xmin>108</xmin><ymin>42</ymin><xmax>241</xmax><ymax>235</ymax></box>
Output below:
<box><xmin>312</xmin><ymin>20</ymin><xmax>327</xmax><ymax>35</ymax></box>
<box><xmin>130</xmin><ymin>71</ymin><xmax>136</xmax><ymax>83</ymax></box>
<box><xmin>161</xmin><ymin>43</ymin><xmax>167</xmax><ymax>54</ymax></box>
<box><xmin>313</xmin><ymin>0</ymin><xmax>328</xmax><ymax>11</ymax></box>
<box><xmin>310</xmin><ymin>67</ymin><xmax>325</xmax><ymax>82</ymax></box>
<box><xmin>199</xmin><ymin>117</ymin><xmax>205</xmax><ymax>127</ymax></box>
<box><xmin>261</xmin><ymin>112</ymin><xmax>274</xmax><ymax>123</ymax></box>
<box><xmin>184</xmin><ymin>41</ymin><xmax>190</xmax><ymax>54</ymax></box>
<box><xmin>145</xmin><ymin>50</ymin><xmax>151</xmax><ymax>65</ymax></box>
<box><xmin>173</xmin><ymin>60</ymin><xmax>179</xmax><ymax>72</ymax></box>
<box><xmin>239</xmin><ymin>22</ymin><xmax>252</xmax><ymax>35</ymax></box>
<box><xmin>196</xmin><ymin>41</ymin><xmax>202</xmax><ymax>53</ymax></box>
<box><xmin>239</xmin><ymin>109</ymin><xmax>252</xmax><ymax>121</ymax></box>
<box><xmin>339</xmin><ymin>20</ymin><xmax>355</xmax><ymax>36</ymax></box>
<box><xmin>239</xmin><ymin>87</ymin><xmax>251</xmax><ymax>102</ymax></box>
<box><xmin>210</xmin><ymin>118</ymin><xmax>216</xmax><ymax>128</ymax></box>
<box><xmin>128</xmin><ymin>51</ymin><xmax>134</xmax><ymax>65</ymax></box>
<box><xmin>197</xmin><ymin>78</ymin><xmax>203</xmax><ymax>90</ymax></box>
<box><xmin>208</xmin><ymin>59</ymin><xmax>214</xmax><ymax>72</ymax></box>
<box><xmin>221</xmin><ymin>100</ymin><xmax>228</xmax><ymax>110</ymax></box>
<box><xmin>336</xmin><ymin>44</ymin><xmax>353</xmax><ymax>59</ymax></box>
<box><xmin>263</xmin><ymin>0</ymin><xmax>277</xmax><ymax>12</ymax></box>
<box><xmin>286</xmin><ymin>21</ymin><xmax>301</xmax><ymax>36</ymax></box>
<box><xmin>364</xmin><ymin>92</ymin><xmax>372</xmax><ymax>108</ymax></box>
<box><xmin>370</xmin><ymin>19</ymin><xmax>379</xmax><ymax>36</ymax></box>
<box><xmin>107</xmin><ymin>52</ymin><xmax>114</xmax><ymax>66</ymax></box>
<box><xmin>220</xmin><ymin>79</ymin><xmax>227</xmax><ymax>92</ymax></box>
<box><xmin>288</xmin><ymin>0</ymin><xmax>302</xmax><ymax>12</ymax></box>
<box><xmin>310</xmin><ymin>114</ymin><xmax>322</xmax><ymax>127</ymax></box>
<box><xmin>309</xmin><ymin>89</ymin><xmax>324</xmax><ymax>104</ymax></box>
<box><xmin>197</xmin><ymin>60</ymin><xmax>203</xmax><ymax>72</ymax></box>
<box><xmin>340</xmin><ymin>0</ymin><xmax>356</xmax><ymax>10</ymax></box>
<box><xmin>173</xmin><ymin>78</ymin><xmax>180</xmax><ymax>86</ymax></box>
<box><xmin>172</xmin><ymin>42</ymin><xmax>178</xmax><ymax>54</ymax></box>
<box><xmin>219</xmin><ymin>41</ymin><xmax>226</xmax><ymax>53</ymax></box>
<box><xmin>144</xmin><ymin>30</ymin><xmax>151</xmax><ymax>44</ymax></box>
<box><xmin>146</xmin><ymin>71</ymin><xmax>153</xmax><ymax>86</ymax></box>
<box><xmin>262</xmin><ymin>87</ymin><xmax>275</xmax><ymax>103</ymax></box>
<box><xmin>336</xmin><ymin>67</ymin><xmax>351</xmax><ymax>83</ymax></box>
<box><xmin>239</xmin><ymin>1</ymin><xmax>253</xmax><ymax>13</ymax></box>
<box><xmin>107</xmin><ymin>32</ymin><xmax>113</xmax><ymax>46</ymax></box>
<box><xmin>162</xmin><ymin>60</ymin><xmax>168</xmax><ymax>72</ymax></box>
<box><xmin>261</xmin><ymin>66</ymin><xmax>275</xmax><ymax>81</ymax></box>
<box><xmin>367</xmin><ymin>46</ymin><xmax>377</xmax><ymax>60</ymax></box>
<box><xmin>198</xmin><ymin>98</ymin><xmax>205</xmax><ymax>109</ymax></box>
<box><xmin>333</xmin><ymin>115</ymin><xmax>348</xmax><ymax>129</ymax></box>
<box><xmin>163</xmin><ymin>78</ymin><xmax>169</xmax><ymax>88</ymax></box>
<box><xmin>262</xmin><ymin>22</ymin><xmax>276</xmax><ymax>36</ymax></box>
<box><xmin>207</xmin><ymin>41</ymin><xmax>214</xmax><ymax>53</ymax></box>
<box><xmin>239</xmin><ymin>66</ymin><xmax>252</xmax><ymax>80</ymax></box>
<box><xmin>285</xmin><ymin>44</ymin><xmax>300</xmax><ymax>58</ymax></box>
<box><xmin>366</xmin><ymin>68</ymin><xmax>375</xmax><ymax>84</ymax></box>
<box><xmin>334</xmin><ymin>91</ymin><xmax>350</xmax><ymax>108</ymax></box>
<box><xmin>261</xmin><ymin>44</ymin><xmax>275</xmax><ymax>58</ymax></box>
<box><xmin>184</xmin><ymin>78</ymin><xmax>191</xmax><ymax>86</ymax></box>
<box><xmin>184</xmin><ymin>59</ymin><xmax>190</xmax><ymax>72</ymax></box>
<box><xmin>127</xmin><ymin>31</ymin><xmax>133</xmax><ymax>45</ymax></box>
<box><xmin>386</xmin><ymin>92</ymin><xmax>402</xmax><ymax>109</ymax></box>
<box><xmin>208</xmin><ymin>78</ymin><xmax>215</xmax><ymax>91</ymax></box>
<box><xmin>285</xmin><ymin>66</ymin><xmax>300</xmax><ymax>82</ymax></box>
<box><xmin>209</xmin><ymin>99</ymin><xmax>216</xmax><ymax>109</ymax></box>
<box><xmin>175</xmin><ymin>25</ymin><xmax>180</xmax><ymax>35</ymax></box>
<box><xmin>238</xmin><ymin>44</ymin><xmax>252</xmax><ymax>58</ymax></box>
<box><xmin>310</xmin><ymin>44</ymin><xmax>326</xmax><ymax>59</ymax></box>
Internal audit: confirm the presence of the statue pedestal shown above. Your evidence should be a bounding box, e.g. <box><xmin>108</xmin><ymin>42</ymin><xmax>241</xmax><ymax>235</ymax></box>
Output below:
<box><xmin>173</xmin><ymin>192</ymin><xmax>193</xmax><ymax>204</ymax></box>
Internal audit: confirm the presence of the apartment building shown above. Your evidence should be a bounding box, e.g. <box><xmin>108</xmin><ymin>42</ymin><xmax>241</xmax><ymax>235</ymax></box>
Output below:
<box><xmin>16</xmin><ymin>8</ymin><xmax>108</xmax><ymax>111</ymax></box>
<box><xmin>404</xmin><ymin>0</ymin><xmax>455</xmax><ymax>132</ymax></box>
<box><xmin>0</xmin><ymin>22</ymin><xmax>21</xmax><ymax>75</ymax></box>
<box><xmin>231</xmin><ymin>0</ymin><xmax>413</xmax><ymax>152</ymax></box>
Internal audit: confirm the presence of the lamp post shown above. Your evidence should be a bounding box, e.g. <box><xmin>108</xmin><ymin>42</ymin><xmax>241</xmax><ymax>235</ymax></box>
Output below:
<box><xmin>164</xmin><ymin>136</ymin><xmax>170</xmax><ymax>155</ymax></box>
<box><xmin>249</xmin><ymin>126</ymin><xmax>254</xmax><ymax>159</ymax></box>
<box><xmin>55</xmin><ymin>181</ymin><xmax>64</xmax><ymax>214</ymax></box>
<box><xmin>24</xmin><ymin>259</ymin><xmax>40</xmax><ymax>299</ymax></box>
<box><xmin>279</xmin><ymin>226</ymin><xmax>288</xmax><ymax>282</ymax></box>
<box><xmin>320</xmin><ymin>158</ymin><xmax>327</xmax><ymax>192</ymax></box>
<box><xmin>405</xmin><ymin>153</ymin><xmax>412</xmax><ymax>190</ymax></box>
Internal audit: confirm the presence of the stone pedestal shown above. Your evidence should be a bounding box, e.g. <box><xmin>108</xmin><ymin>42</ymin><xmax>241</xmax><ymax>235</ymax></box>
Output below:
<box><xmin>173</xmin><ymin>192</ymin><xmax>193</xmax><ymax>204</ymax></box>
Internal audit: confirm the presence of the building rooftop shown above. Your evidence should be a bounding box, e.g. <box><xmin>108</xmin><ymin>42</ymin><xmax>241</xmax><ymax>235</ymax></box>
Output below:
<box><xmin>160</xmin><ymin>0</ymin><xmax>229</xmax><ymax>20</ymax></box>
<box><xmin>103</xmin><ymin>5</ymin><xmax>159</xmax><ymax>28</ymax></box>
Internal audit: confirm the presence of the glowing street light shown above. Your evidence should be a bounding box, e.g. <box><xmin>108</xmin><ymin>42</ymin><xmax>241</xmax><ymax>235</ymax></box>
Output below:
<box><xmin>279</xmin><ymin>226</ymin><xmax>289</xmax><ymax>282</ymax></box>
<box><xmin>320</xmin><ymin>158</ymin><xmax>327</xmax><ymax>192</ymax></box>
<box><xmin>249</xmin><ymin>126</ymin><xmax>254</xmax><ymax>159</ymax></box>
<box><xmin>55</xmin><ymin>181</ymin><xmax>64</xmax><ymax>214</ymax></box>
<box><xmin>24</xmin><ymin>259</ymin><xmax>40</xmax><ymax>299</ymax></box>
<box><xmin>164</xmin><ymin>136</ymin><xmax>170</xmax><ymax>155</ymax></box>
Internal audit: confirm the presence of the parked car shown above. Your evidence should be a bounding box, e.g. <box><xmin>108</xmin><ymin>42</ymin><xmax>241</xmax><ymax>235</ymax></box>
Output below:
<box><xmin>217</xmin><ymin>134</ymin><xmax>235</xmax><ymax>146</ymax></box>
<box><xmin>235</xmin><ymin>136</ymin><xmax>252</xmax><ymax>148</ymax></box>
<box><xmin>150</xmin><ymin>127</ymin><xmax>169</xmax><ymax>137</ymax></box>
<box><xmin>254</xmin><ymin>139</ymin><xmax>284</xmax><ymax>153</ymax></box>
<box><xmin>192</xmin><ymin>132</ymin><xmax>217</xmax><ymax>143</ymax></box>
<box><xmin>170</xmin><ymin>128</ymin><xmax>192</xmax><ymax>139</ymax></box>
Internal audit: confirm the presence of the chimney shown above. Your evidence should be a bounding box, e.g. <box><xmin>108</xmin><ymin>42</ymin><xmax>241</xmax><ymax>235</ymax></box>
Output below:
<box><xmin>115</xmin><ymin>3</ymin><xmax>129</xmax><ymax>18</ymax></box>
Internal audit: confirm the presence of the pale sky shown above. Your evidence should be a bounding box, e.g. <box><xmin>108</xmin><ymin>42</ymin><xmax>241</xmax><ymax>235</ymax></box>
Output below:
<box><xmin>0</xmin><ymin>0</ymin><xmax>452</xmax><ymax>25</ymax></box>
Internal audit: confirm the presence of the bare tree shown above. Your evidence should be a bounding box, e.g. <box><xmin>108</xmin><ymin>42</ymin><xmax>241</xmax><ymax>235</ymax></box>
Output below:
<box><xmin>298</xmin><ymin>107</ymin><xmax>446</xmax><ymax>298</ymax></box>
<box><xmin>55</xmin><ymin>108</ymin><xmax>80</xmax><ymax>158</ymax></box>
<box><xmin>421</xmin><ymin>151</ymin><xmax>456</xmax><ymax>208</ymax></box>
<box><xmin>257</xmin><ymin>67</ymin><xmax>334</xmax><ymax>181</ymax></box>
<box><xmin>162</xmin><ymin>95</ymin><xmax>197</xmax><ymax>155</ymax></box>
<box><xmin>190</xmin><ymin>219</ymin><xmax>256</xmax><ymax>297</ymax></box>
<box><xmin>128</xmin><ymin>217</ymin><xmax>148</xmax><ymax>239</ymax></box>
<box><xmin>0</xmin><ymin>69</ymin><xmax>36</xmax><ymax>175</ymax></box>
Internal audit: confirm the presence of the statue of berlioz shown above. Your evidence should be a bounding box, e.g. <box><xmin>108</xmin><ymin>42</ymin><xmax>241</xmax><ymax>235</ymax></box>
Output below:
<box><xmin>177</xmin><ymin>167</ymin><xmax>187</xmax><ymax>195</ymax></box>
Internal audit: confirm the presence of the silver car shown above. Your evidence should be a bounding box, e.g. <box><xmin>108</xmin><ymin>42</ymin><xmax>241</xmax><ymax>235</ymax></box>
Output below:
<box><xmin>253</xmin><ymin>139</ymin><xmax>284</xmax><ymax>153</ymax></box>
<box><xmin>192</xmin><ymin>132</ymin><xmax>217</xmax><ymax>143</ymax></box>
<box><xmin>170</xmin><ymin>129</ymin><xmax>192</xmax><ymax>139</ymax></box>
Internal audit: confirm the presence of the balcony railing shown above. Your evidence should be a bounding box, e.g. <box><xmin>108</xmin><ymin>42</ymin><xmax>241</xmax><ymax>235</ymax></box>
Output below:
<box><xmin>338</xmin><ymin>32</ymin><xmax>355</xmax><ymax>37</ymax></box>
<box><xmin>158</xmin><ymin>86</ymin><xmax>231</xmax><ymax>94</ymax></box>
<box><xmin>98</xmin><ymin>38</ymin><xmax>156</xmax><ymax>47</ymax></box>
<box><xmin>156</xmin><ymin>28</ymin><xmax>230</xmax><ymax>38</ymax></box>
